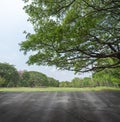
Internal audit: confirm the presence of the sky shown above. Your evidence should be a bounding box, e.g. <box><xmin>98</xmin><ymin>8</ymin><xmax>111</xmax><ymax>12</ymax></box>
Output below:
<box><xmin>0</xmin><ymin>0</ymin><xmax>91</xmax><ymax>81</ymax></box>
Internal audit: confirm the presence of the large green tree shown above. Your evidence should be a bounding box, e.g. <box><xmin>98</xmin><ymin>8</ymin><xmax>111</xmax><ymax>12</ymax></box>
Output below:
<box><xmin>0</xmin><ymin>63</ymin><xmax>20</xmax><ymax>87</ymax></box>
<box><xmin>20</xmin><ymin>0</ymin><xmax>120</xmax><ymax>73</ymax></box>
<box><xmin>20</xmin><ymin>71</ymin><xmax>48</xmax><ymax>87</ymax></box>
<box><xmin>93</xmin><ymin>68</ymin><xmax>120</xmax><ymax>86</ymax></box>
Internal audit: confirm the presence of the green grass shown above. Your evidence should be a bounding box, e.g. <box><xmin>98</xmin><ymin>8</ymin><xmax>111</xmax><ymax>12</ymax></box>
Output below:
<box><xmin>0</xmin><ymin>87</ymin><xmax>120</xmax><ymax>92</ymax></box>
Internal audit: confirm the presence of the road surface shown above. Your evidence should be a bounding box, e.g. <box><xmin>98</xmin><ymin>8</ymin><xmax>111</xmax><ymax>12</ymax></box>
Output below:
<box><xmin>0</xmin><ymin>91</ymin><xmax>120</xmax><ymax>122</ymax></box>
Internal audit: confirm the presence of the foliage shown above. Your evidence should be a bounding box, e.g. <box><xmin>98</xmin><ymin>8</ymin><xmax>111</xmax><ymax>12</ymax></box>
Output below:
<box><xmin>0</xmin><ymin>63</ymin><xmax>20</xmax><ymax>87</ymax></box>
<box><xmin>59</xmin><ymin>77</ymin><xmax>92</xmax><ymax>88</ymax></box>
<box><xmin>47</xmin><ymin>77</ymin><xmax>59</xmax><ymax>87</ymax></box>
<box><xmin>59</xmin><ymin>81</ymin><xmax>71</xmax><ymax>87</ymax></box>
<box><xmin>0</xmin><ymin>62</ymin><xmax>119</xmax><ymax>88</ymax></box>
<box><xmin>0</xmin><ymin>62</ymin><xmax>59</xmax><ymax>87</ymax></box>
<box><xmin>20</xmin><ymin>71</ymin><xmax>47</xmax><ymax>87</ymax></box>
<box><xmin>0</xmin><ymin>76</ymin><xmax>6</xmax><ymax>87</ymax></box>
<box><xmin>93</xmin><ymin>68</ymin><xmax>120</xmax><ymax>87</ymax></box>
<box><xmin>60</xmin><ymin>73</ymin><xmax>119</xmax><ymax>88</ymax></box>
<box><xmin>28</xmin><ymin>71</ymin><xmax>48</xmax><ymax>87</ymax></box>
<box><xmin>19</xmin><ymin>71</ymin><xmax>59</xmax><ymax>87</ymax></box>
<box><xmin>71</xmin><ymin>78</ymin><xmax>81</xmax><ymax>87</ymax></box>
<box><xmin>19</xmin><ymin>71</ymin><xmax>30</xmax><ymax>87</ymax></box>
<box><xmin>20</xmin><ymin>0</ymin><xmax>120</xmax><ymax>73</ymax></box>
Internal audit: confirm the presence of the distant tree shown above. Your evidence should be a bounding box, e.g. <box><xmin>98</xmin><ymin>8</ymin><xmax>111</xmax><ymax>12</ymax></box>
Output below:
<box><xmin>93</xmin><ymin>68</ymin><xmax>120</xmax><ymax>87</ymax></box>
<box><xmin>20</xmin><ymin>71</ymin><xmax>48</xmax><ymax>87</ymax></box>
<box><xmin>59</xmin><ymin>81</ymin><xmax>70</xmax><ymax>87</ymax></box>
<box><xmin>71</xmin><ymin>77</ymin><xmax>83</xmax><ymax>87</ymax></box>
<box><xmin>20</xmin><ymin>71</ymin><xmax>30</xmax><ymax>87</ymax></box>
<box><xmin>109</xmin><ymin>68</ymin><xmax>120</xmax><ymax>86</ymax></box>
<box><xmin>29</xmin><ymin>71</ymin><xmax>48</xmax><ymax>87</ymax></box>
<box><xmin>82</xmin><ymin>77</ymin><xmax>92</xmax><ymax>87</ymax></box>
<box><xmin>0</xmin><ymin>63</ymin><xmax>20</xmax><ymax>87</ymax></box>
<box><xmin>20</xmin><ymin>0</ymin><xmax>120</xmax><ymax>73</ymax></box>
<box><xmin>0</xmin><ymin>76</ymin><xmax>6</xmax><ymax>87</ymax></box>
<box><xmin>48</xmin><ymin>77</ymin><xmax>59</xmax><ymax>87</ymax></box>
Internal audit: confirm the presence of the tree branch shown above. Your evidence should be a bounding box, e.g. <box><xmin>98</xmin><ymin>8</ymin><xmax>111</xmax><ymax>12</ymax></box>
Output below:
<box><xmin>55</xmin><ymin>0</ymin><xmax>76</xmax><ymax>14</ymax></box>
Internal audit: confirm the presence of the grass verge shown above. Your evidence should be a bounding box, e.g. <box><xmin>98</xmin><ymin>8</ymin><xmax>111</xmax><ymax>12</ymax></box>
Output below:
<box><xmin>0</xmin><ymin>87</ymin><xmax>120</xmax><ymax>92</ymax></box>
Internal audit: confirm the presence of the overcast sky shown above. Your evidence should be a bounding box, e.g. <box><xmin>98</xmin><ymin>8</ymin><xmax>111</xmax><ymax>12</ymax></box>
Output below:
<box><xmin>0</xmin><ymin>0</ymin><xmax>91</xmax><ymax>81</ymax></box>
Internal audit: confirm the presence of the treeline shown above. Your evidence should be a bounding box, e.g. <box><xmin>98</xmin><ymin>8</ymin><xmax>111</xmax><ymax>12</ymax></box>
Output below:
<box><xmin>0</xmin><ymin>62</ymin><xmax>59</xmax><ymax>87</ymax></box>
<box><xmin>59</xmin><ymin>69</ymin><xmax>120</xmax><ymax>87</ymax></box>
<box><xmin>0</xmin><ymin>62</ymin><xmax>120</xmax><ymax>88</ymax></box>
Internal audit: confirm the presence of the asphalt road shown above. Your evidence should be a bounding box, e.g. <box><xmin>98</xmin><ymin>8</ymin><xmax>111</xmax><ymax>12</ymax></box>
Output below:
<box><xmin>0</xmin><ymin>91</ymin><xmax>120</xmax><ymax>122</ymax></box>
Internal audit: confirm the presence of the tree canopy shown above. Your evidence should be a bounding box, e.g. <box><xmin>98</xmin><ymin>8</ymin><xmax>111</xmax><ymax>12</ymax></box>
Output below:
<box><xmin>19</xmin><ymin>70</ymin><xmax>59</xmax><ymax>87</ymax></box>
<box><xmin>20</xmin><ymin>71</ymin><xmax>48</xmax><ymax>87</ymax></box>
<box><xmin>0</xmin><ymin>62</ymin><xmax>59</xmax><ymax>87</ymax></box>
<box><xmin>0</xmin><ymin>63</ymin><xmax>20</xmax><ymax>87</ymax></box>
<box><xmin>20</xmin><ymin>0</ymin><xmax>120</xmax><ymax>73</ymax></box>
